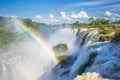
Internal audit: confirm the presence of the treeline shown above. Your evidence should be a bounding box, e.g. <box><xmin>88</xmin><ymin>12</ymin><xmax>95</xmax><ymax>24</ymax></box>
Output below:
<box><xmin>72</xmin><ymin>18</ymin><xmax>120</xmax><ymax>42</ymax></box>
<box><xmin>0</xmin><ymin>16</ymin><xmax>51</xmax><ymax>52</ymax></box>
<box><xmin>73</xmin><ymin>18</ymin><xmax>120</xmax><ymax>28</ymax></box>
<box><xmin>22</xmin><ymin>18</ymin><xmax>51</xmax><ymax>33</ymax></box>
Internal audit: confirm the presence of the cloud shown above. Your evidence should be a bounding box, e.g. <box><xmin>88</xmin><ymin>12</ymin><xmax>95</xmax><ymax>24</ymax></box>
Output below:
<box><xmin>68</xmin><ymin>1</ymin><xmax>101</xmax><ymax>7</ymax></box>
<box><xmin>49</xmin><ymin>14</ymin><xmax>54</xmax><ymax>19</ymax></box>
<box><xmin>10</xmin><ymin>15</ymin><xmax>18</xmax><ymax>18</ymax></box>
<box><xmin>104</xmin><ymin>11</ymin><xmax>120</xmax><ymax>21</ymax></box>
<box><xmin>33</xmin><ymin>14</ymin><xmax>59</xmax><ymax>24</ymax></box>
<box><xmin>59</xmin><ymin>11</ymin><xmax>90</xmax><ymax>23</ymax></box>
<box><xmin>60</xmin><ymin>12</ymin><xmax>71</xmax><ymax>20</ymax></box>
<box><xmin>48</xmin><ymin>14</ymin><xmax>59</xmax><ymax>22</ymax></box>
<box><xmin>71</xmin><ymin>11</ymin><xmax>89</xmax><ymax>19</ymax></box>
<box><xmin>34</xmin><ymin>15</ymin><xmax>42</xmax><ymax>19</ymax></box>
<box><xmin>104</xmin><ymin>11</ymin><xmax>112</xmax><ymax>16</ymax></box>
<box><xmin>67</xmin><ymin>0</ymin><xmax>120</xmax><ymax>7</ymax></box>
<box><xmin>69</xmin><ymin>11</ymin><xmax>90</xmax><ymax>23</ymax></box>
<box><xmin>33</xmin><ymin>11</ymin><xmax>90</xmax><ymax>24</ymax></box>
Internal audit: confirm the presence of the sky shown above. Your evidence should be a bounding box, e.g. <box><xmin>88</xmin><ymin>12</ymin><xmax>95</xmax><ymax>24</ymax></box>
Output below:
<box><xmin>0</xmin><ymin>0</ymin><xmax>120</xmax><ymax>23</ymax></box>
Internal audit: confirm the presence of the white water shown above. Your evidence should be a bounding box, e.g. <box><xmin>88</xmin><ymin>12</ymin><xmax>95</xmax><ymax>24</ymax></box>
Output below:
<box><xmin>0</xmin><ymin>28</ymin><xmax>76</xmax><ymax>80</ymax></box>
<box><xmin>0</xmin><ymin>28</ymin><xmax>120</xmax><ymax>80</ymax></box>
<box><xmin>42</xmin><ymin>28</ymin><xmax>120</xmax><ymax>80</ymax></box>
<box><xmin>0</xmin><ymin>42</ymin><xmax>53</xmax><ymax>80</ymax></box>
<box><xmin>48</xmin><ymin>28</ymin><xmax>76</xmax><ymax>49</ymax></box>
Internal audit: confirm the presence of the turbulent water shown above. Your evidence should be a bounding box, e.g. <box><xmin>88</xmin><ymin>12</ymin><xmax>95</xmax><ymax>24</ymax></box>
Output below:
<box><xmin>0</xmin><ymin>28</ymin><xmax>76</xmax><ymax>80</ymax></box>
<box><xmin>0</xmin><ymin>42</ymin><xmax>54</xmax><ymax>80</ymax></box>
<box><xmin>42</xmin><ymin>28</ymin><xmax>120</xmax><ymax>80</ymax></box>
<box><xmin>0</xmin><ymin>28</ymin><xmax>120</xmax><ymax>80</ymax></box>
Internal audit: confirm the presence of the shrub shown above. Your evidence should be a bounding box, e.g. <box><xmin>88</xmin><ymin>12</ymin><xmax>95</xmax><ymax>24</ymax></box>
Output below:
<box><xmin>78</xmin><ymin>64</ymin><xmax>87</xmax><ymax>75</ymax></box>
<box><xmin>111</xmin><ymin>29</ymin><xmax>120</xmax><ymax>42</ymax></box>
<box><xmin>99</xmin><ymin>35</ymin><xmax>113</xmax><ymax>41</ymax></box>
<box><xmin>78</xmin><ymin>52</ymin><xmax>98</xmax><ymax>75</ymax></box>
<box><xmin>99</xmin><ymin>29</ymin><xmax>113</xmax><ymax>35</ymax></box>
<box><xmin>53</xmin><ymin>43</ymin><xmax>68</xmax><ymax>54</ymax></box>
<box><xmin>59</xmin><ymin>55</ymin><xmax>67</xmax><ymax>60</ymax></box>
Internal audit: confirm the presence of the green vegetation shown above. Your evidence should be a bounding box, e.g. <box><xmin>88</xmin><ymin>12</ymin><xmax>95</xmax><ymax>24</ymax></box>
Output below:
<box><xmin>89</xmin><ymin>18</ymin><xmax>112</xmax><ymax>28</ymax></box>
<box><xmin>78</xmin><ymin>64</ymin><xmax>87</xmax><ymax>75</ymax></box>
<box><xmin>72</xmin><ymin>18</ymin><xmax>120</xmax><ymax>42</ymax></box>
<box><xmin>0</xmin><ymin>17</ymin><xmax>24</xmax><ymax>51</ymax></box>
<box><xmin>0</xmin><ymin>16</ymin><xmax>51</xmax><ymax>52</ymax></box>
<box><xmin>99</xmin><ymin>28</ymin><xmax>113</xmax><ymax>35</ymax></box>
<box><xmin>22</xmin><ymin>19</ymin><xmax>49</xmax><ymax>32</ymax></box>
<box><xmin>0</xmin><ymin>30</ymin><xmax>22</xmax><ymax>51</ymax></box>
<box><xmin>111</xmin><ymin>29</ymin><xmax>120</xmax><ymax>42</ymax></box>
<box><xmin>98</xmin><ymin>27</ymin><xmax>120</xmax><ymax>42</ymax></box>
<box><xmin>73</xmin><ymin>21</ymin><xmax>88</xmax><ymax>28</ymax></box>
<box><xmin>58</xmin><ymin>55</ymin><xmax>67</xmax><ymax>60</ymax></box>
<box><xmin>112</xmin><ymin>20</ymin><xmax>120</xmax><ymax>24</ymax></box>
<box><xmin>53</xmin><ymin>43</ymin><xmax>68</xmax><ymax>54</ymax></box>
<box><xmin>78</xmin><ymin>52</ymin><xmax>98</xmax><ymax>75</ymax></box>
<box><xmin>99</xmin><ymin>35</ymin><xmax>113</xmax><ymax>42</ymax></box>
<box><xmin>22</xmin><ymin>18</ymin><xmax>53</xmax><ymax>37</ymax></box>
<box><xmin>73</xmin><ymin>18</ymin><xmax>115</xmax><ymax>28</ymax></box>
<box><xmin>0</xmin><ymin>16</ymin><xmax>120</xmax><ymax>52</ymax></box>
<box><xmin>88</xmin><ymin>52</ymin><xmax>98</xmax><ymax>66</ymax></box>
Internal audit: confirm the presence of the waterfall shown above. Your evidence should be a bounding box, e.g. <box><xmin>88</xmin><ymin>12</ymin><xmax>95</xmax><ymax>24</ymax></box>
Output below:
<box><xmin>69</xmin><ymin>28</ymin><xmax>99</xmax><ymax>79</ymax></box>
<box><xmin>0</xmin><ymin>28</ymin><xmax>120</xmax><ymax>80</ymax></box>
<box><xmin>41</xmin><ymin>28</ymin><xmax>120</xmax><ymax>80</ymax></box>
<box><xmin>2</xmin><ymin>64</ymin><xmax>8</xmax><ymax>80</ymax></box>
<box><xmin>0</xmin><ymin>41</ymin><xmax>54</xmax><ymax>80</ymax></box>
<box><xmin>41</xmin><ymin>28</ymin><xmax>100</xmax><ymax>80</ymax></box>
<box><xmin>0</xmin><ymin>54</ymin><xmax>21</xmax><ymax>80</ymax></box>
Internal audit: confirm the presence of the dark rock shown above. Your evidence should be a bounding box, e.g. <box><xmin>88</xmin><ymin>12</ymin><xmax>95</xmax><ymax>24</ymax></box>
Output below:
<box><xmin>60</xmin><ymin>70</ymin><xmax>70</xmax><ymax>76</ymax></box>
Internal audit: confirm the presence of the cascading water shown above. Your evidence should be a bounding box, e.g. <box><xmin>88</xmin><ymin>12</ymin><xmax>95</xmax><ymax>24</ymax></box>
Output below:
<box><xmin>0</xmin><ymin>28</ymin><xmax>76</xmax><ymax>80</ymax></box>
<box><xmin>41</xmin><ymin>28</ymin><xmax>120</xmax><ymax>80</ymax></box>
<box><xmin>2</xmin><ymin>64</ymin><xmax>7</xmax><ymax>80</ymax></box>
<box><xmin>41</xmin><ymin>28</ymin><xmax>99</xmax><ymax>80</ymax></box>
<box><xmin>47</xmin><ymin>28</ymin><xmax>76</xmax><ymax>49</ymax></box>
<box><xmin>0</xmin><ymin>28</ymin><xmax>120</xmax><ymax>80</ymax></box>
<box><xmin>0</xmin><ymin>52</ymin><xmax>21</xmax><ymax>80</ymax></box>
<box><xmin>0</xmin><ymin>41</ymin><xmax>55</xmax><ymax>80</ymax></box>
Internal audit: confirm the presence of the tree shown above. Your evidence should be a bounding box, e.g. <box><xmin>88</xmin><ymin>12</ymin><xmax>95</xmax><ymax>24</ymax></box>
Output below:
<box><xmin>89</xmin><ymin>18</ymin><xmax>110</xmax><ymax>27</ymax></box>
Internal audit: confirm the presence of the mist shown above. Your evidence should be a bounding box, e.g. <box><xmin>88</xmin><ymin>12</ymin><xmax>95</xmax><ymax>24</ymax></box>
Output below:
<box><xmin>0</xmin><ymin>39</ymin><xmax>55</xmax><ymax>80</ymax></box>
<box><xmin>0</xmin><ymin>18</ymin><xmax>77</xmax><ymax>80</ymax></box>
<box><xmin>0</xmin><ymin>19</ymin><xmax>52</xmax><ymax>80</ymax></box>
<box><xmin>47</xmin><ymin>28</ymin><xmax>76</xmax><ymax>51</ymax></box>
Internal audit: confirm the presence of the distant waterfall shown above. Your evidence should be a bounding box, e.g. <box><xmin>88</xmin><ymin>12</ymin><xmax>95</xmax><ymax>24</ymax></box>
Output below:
<box><xmin>74</xmin><ymin>28</ymin><xmax>98</xmax><ymax>48</ymax></box>
<box><xmin>2</xmin><ymin>64</ymin><xmax>13</xmax><ymax>80</ymax></box>
<box><xmin>2</xmin><ymin>64</ymin><xmax>7</xmax><ymax>80</ymax></box>
<box><xmin>0</xmin><ymin>41</ymin><xmax>54</xmax><ymax>80</ymax></box>
<box><xmin>0</xmin><ymin>56</ymin><xmax>21</xmax><ymax>80</ymax></box>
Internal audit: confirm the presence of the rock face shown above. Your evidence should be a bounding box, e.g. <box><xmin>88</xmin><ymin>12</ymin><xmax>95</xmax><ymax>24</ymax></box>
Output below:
<box><xmin>41</xmin><ymin>28</ymin><xmax>120</xmax><ymax>80</ymax></box>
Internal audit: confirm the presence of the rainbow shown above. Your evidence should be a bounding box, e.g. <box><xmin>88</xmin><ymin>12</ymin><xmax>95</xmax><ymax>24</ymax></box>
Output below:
<box><xmin>13</xmin><ymin>18</ymin><xmax>60</xmax><ymax>64</ymax></box>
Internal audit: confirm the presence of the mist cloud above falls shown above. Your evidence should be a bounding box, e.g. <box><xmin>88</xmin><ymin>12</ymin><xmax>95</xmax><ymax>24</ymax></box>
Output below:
<box><xmin>47</xmin><ymin>29</ymin><xmax>76</xmax><ymax>50</ymax></box>
<box><xmin>1</xmin><ymin>40</ymin><xmax>54</xmax><ymax>80</ymax></box>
